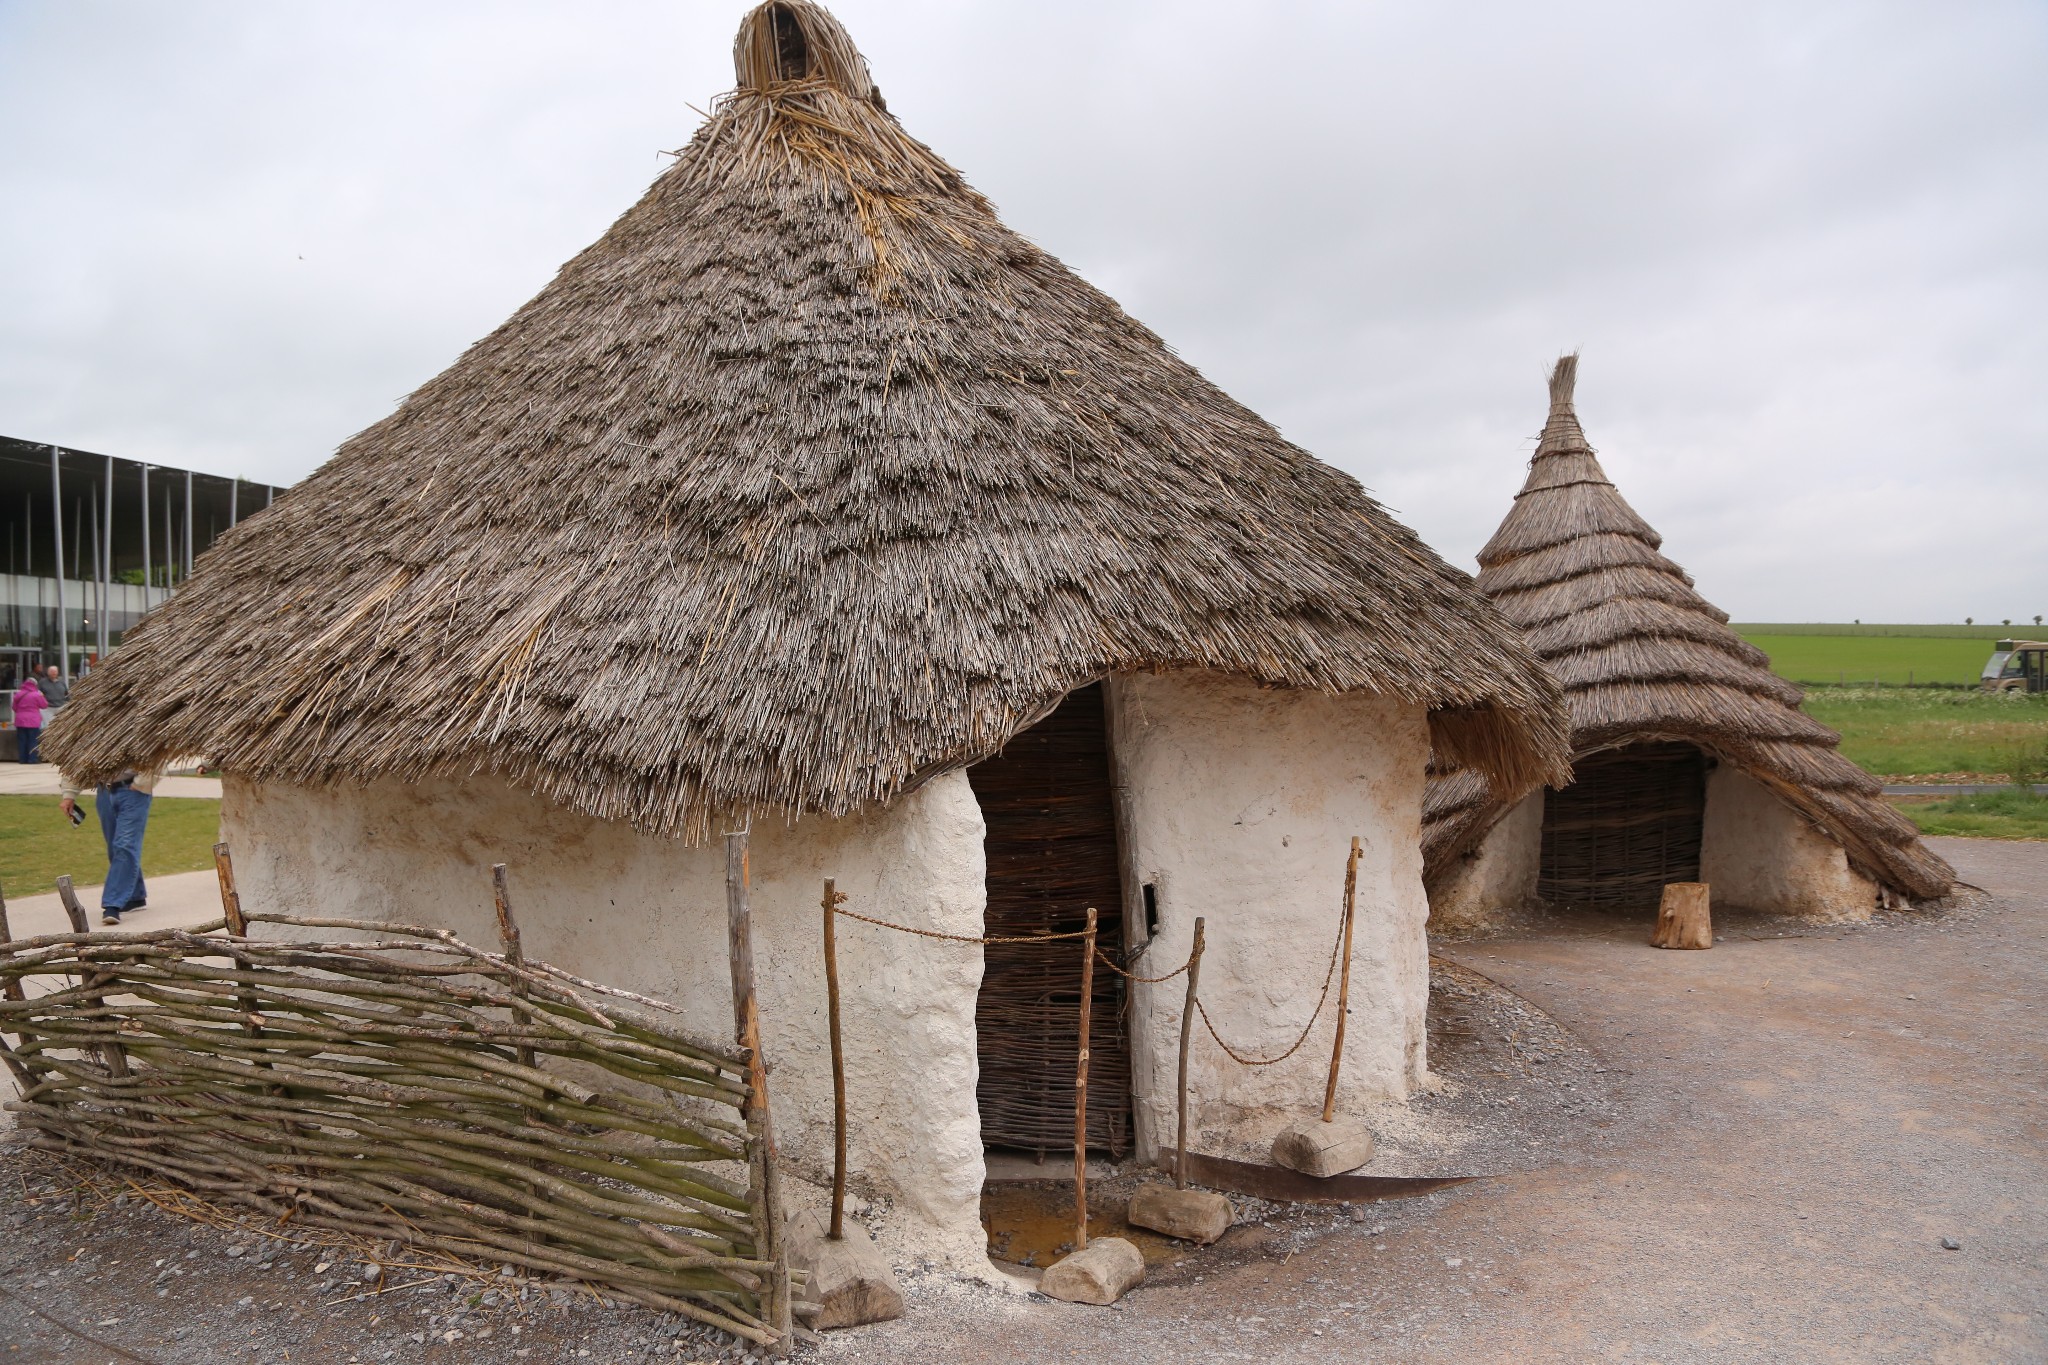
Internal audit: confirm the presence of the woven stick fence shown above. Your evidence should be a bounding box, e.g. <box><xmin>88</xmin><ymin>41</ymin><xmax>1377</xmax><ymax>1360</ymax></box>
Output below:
<box><xmin>0</xmin><ymin>885</ymin><xmax>793</xmax><ymax>1348</ymax></box>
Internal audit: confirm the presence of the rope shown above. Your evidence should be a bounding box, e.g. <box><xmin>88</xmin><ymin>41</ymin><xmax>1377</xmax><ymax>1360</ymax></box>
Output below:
<box><xmin>829</xmin><ymin>904</ymin><xmax>1092</xmax><ymax>946</ymax></box>
<box><xmin>831</xmin><ymin>892</ymin><xmax>1351</xmax><ymax>1070</ymax></box>
<box><xmin>1190</xmin><ymin>900</ymin><xmax>1348</xmax><ymax>1067</ymax></box>
<box><xmin>1091</xmin><ymin>945</ymin><xmax>1192</xmax><ymax>985</ymax></box>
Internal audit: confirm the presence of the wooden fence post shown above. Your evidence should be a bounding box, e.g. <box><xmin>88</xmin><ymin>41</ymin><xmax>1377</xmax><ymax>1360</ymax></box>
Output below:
<box><xmin>55</xmin><ymin>876</ymin><xmax>88</xmax><ymax>934</ymax></box>
<box><xmin>491</xmin><ymin>864</ymin><xmax>537</xmax><ymax>1072</ymax></box>
<box><xmin>1073</xmin><ymin>906</ymin><xmax>1098</xmax><ymax>1252</ymax></box>
<box><xmin>822</xmin><ymin>878</ymin><xmax>848</xmax><ymax>1242</ymax></box>
<box><xmin>1321</xmin><ymin>837</ymin><xmax>1362</xmax><ymax>1123</ymax></box>
<box><xmin>212</xmin><ymin>843</ymin><xmax>247</xmax><ymax>936</ymax></box>
<box><xmin>0</xmin><ymin>883</ymin><xmax>41</xmax><ymax>1094</ymax></box>
<box><xmin>1175</xmin><ymin>916</ymin><xmax>1205</xmax><ymax>1190</ymax></box>
<box><xmin>55</xmin><ymin>876</ymin><xmax>127</xmax><ymax>1078</ymax></box>
<box><xmin>727</xmin><ymin>830</ymin><xmax>790</xmax><ymax>1351</ymax></box>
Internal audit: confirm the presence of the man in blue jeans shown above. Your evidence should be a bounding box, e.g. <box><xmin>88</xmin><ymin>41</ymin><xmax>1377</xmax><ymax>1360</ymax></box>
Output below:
<box><xmin>59</xmin><ymin>769</ymin><xmax>159</xmax><ymax>925</ymax></box>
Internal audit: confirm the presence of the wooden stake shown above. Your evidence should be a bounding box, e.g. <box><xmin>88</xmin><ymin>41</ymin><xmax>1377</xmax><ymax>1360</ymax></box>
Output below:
<box><xmin>727</xmin><ymin>831</ymin><xmax>790</xmax><ymax>1352</ymax></box>
<box><xmin>1322</xmin><ymin>837</ymin><xmax>1362</xmax><ymax>1124</ymax></box>
<box><xmin>213</xmin><ymin>842</ymin><xmax>247</xmax><ymax>936</ymax></box>
<box><xmin>0</xmin><ymin>882</ymin><xmax>42</xmax><ymax>1092</ymax></box>
<box><xmin>1651</xmin><ymin>882</ymin><xmax>1712</xmax><ymax>950</ymax></box>
<box><xmin>54</xmin><ymin>877</ymin><xmax>127</xmax><ymax>1077</ymax></box>
<box><xmin>1074</xmin><ymin>906</ymin><xmax>1098</xmax><ymax>1252</ymax></box>
<box><xmin>822</xmin><ymin>879</ymin><xmax>848</xmax><ymax>1241</ymax></box>
<box><xmin>492</xmin><ymin>865</ymin><xmax>536</xmax><ymax>1072</ymax></box>
<box><xmin>55</xmin><ymin>876</ymin><xmax>88</xmax><ymax>934</ymax></box>
<box><xmin>1175</xmin><ymin>916</ymin><xmax>1205</xmax><ymax>1190</ymax></box>
<box><xmin>0</xmin><ymin>882</ymin><xmax>21</xmax><ymax>1000</ymax></box>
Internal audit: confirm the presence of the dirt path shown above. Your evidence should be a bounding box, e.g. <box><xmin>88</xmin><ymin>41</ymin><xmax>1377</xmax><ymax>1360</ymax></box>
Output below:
<box><xmin>2</xmin><ymin>837</ymin><xmax>2042</xmax><ymax>1362</ymax></box>
<box><xmin>828</xmin><ymin>836</ymin><xmax>2048</xmax><ymax>1363</ymax></box>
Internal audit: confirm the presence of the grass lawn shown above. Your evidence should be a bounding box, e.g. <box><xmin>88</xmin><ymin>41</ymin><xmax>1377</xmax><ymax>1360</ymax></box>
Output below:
<box><xmin>1797</xmin><ymin>688</ymin><xmax>2048</xmax><ymax>780</ymax></box>
<box><xmin>1897</xmin><ymin>790</ymin><xmax>2048</xmax><ymax>841</ymax></box>
<box><xmin>1736</xmin><ymin>633</ymin><xmax>2002</xmax><ymax>687</ymax></box>
<box><xmin>0</xmin><ymin>794</ymin><xmax>221</xmax><ymax>901</ymax></box>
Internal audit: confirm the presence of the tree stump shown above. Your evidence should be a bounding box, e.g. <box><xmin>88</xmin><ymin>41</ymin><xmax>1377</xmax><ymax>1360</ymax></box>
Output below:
<box><xmin>1651</xmin><ymin>882</ymin><xmax>1712</xmax><ymax>950</ymax></box>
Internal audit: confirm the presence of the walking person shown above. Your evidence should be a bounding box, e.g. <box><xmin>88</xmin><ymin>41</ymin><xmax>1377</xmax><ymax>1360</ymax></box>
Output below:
<box><xmin>40</xmin><ymin>664</ymin><xmax>70</xmax><ymax>709</ymax></box>
<box><xmin>60</xmin><ymin>769</ymin><xmax>159</xmax><ymax>924</ymax></box>
<box><xmin>11</xmin><ymin>674</ymin><xmax>46</xmax><ymax>763</ymax></box>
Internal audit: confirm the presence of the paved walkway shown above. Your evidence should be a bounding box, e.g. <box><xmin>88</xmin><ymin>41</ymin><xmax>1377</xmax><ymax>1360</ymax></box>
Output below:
<box><xmin>0</xmin><ymin>765</ymin><xmax>222</xmax><ymax>798</ymax></box>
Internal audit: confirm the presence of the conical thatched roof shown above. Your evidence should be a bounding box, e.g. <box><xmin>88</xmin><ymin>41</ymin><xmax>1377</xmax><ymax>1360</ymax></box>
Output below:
<box><xmin>1423</xmin><ymin>356</ymin><xmax>1952</xmax><ymax>901</ymax></box>
<box><xmin>47</xmin><ymin>1</ymin><xmax>1568</xmax><ymax>841</ymax></box>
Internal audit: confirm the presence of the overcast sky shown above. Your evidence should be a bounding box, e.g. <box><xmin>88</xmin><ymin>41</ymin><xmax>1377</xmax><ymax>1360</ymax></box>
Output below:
<box><xmin>3</xmin><ymin>1</ymin><xmax>2043</xmax><ymax>623</ymax></box>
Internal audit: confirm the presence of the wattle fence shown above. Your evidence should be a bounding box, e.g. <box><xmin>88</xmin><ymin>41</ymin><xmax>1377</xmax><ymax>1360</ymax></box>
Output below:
<box><xmin>0</xmin><ymin>867</ymin><xmax>794</xmax><ymax>1349</ymax></box>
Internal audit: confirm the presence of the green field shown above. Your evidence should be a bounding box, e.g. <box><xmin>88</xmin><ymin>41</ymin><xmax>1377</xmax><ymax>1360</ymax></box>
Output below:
<box><xmin>1733</xmin><ymin>633</ymin><xmax>2003</xmax><ymax>687</ymax></box>
<box><xmin>1800</xmin><ymin>689</ymin><xmax>2048</xmax><ymax>780</ymax></box>
<box><xmin>1898</xmin><ymin>790</ymin><xmax>2048</xmax><ymax>841</ymax></box>
<box><xmin>1731</xmin><ymin>623</ymin><xmax>2035</xmax><ymax>639</ymax></box>
<box><xmin>0</xmin><ymin>795</ymin><xmax>222</xmax><ymax>903</ymax></box>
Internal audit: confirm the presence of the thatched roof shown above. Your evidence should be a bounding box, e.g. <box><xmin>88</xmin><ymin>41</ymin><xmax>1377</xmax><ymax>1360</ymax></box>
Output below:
<box><xmin>1424</xmin><ymin>356</ymin><xmax>1953</xmax><ymax>901</ymax></box>
<box><xmin>47</xmin><ymin>1</ymin><xmax>1568</xmax><ymax>841</ymax></box>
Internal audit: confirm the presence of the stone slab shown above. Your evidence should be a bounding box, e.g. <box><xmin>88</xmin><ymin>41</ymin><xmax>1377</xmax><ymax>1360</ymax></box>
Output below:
<box><xmin>783</xmin><ymin>1209</ymin><xmax>905</xmax><ymax>1330</ymax></box>
<box><xmin>1039</xmin><ymin>1236</ymin><xmax>1144</xmax><ymax>1305</ymax></box>
<box><xmin>1125</xmin><ymin>1185</ymin><xmax>1233</xmax><ymax>1245</ymax></box>
<box><xmin>1270</xmin><ymin>1115</ymin><xmax>1376</xmax><ymax>1178</ymax></box>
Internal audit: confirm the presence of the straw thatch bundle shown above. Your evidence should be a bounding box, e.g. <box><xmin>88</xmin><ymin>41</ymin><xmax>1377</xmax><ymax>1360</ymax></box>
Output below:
<box><xmin>47</xmin><ymin>0</ymin><xmax>1566</xmax><ymax>839</ymax></box>
<box><xmin>1424</xmin><ymin>356</ymin><xmax>1952</xmax><ymax>901</ymax></box>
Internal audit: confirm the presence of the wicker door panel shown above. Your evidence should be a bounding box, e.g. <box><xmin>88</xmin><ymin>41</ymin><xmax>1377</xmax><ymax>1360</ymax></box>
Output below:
<box><xmin>1540</xmin><ymin>742</ymin><xmax>1706</xmax><ymax>911</ymax></box>
<box><xmin>968</xmin><ymin>682</ymin><xmax>1132</xmax><ymax>1156</ymax></box>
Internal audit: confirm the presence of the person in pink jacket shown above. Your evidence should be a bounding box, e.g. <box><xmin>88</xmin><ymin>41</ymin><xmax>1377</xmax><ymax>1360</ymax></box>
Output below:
<box><xmin>12</xmin><ymin>675</ymin><xmax>46</xmax><ymax>763</ymax></box>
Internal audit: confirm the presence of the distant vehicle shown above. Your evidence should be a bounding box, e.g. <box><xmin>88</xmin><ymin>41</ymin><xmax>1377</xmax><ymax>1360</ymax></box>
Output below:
<box><xmin>1981</xmin><ymin>639</ymin><xmax>2048</xmax><ymax>693</ymax></box>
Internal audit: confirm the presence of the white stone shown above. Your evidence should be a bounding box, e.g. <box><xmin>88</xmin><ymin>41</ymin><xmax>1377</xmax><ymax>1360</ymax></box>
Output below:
<box><xmin>1039</xmin><ymin>1237</ymin><xmax>1144</xmax><ymax>1305</ymax></box>
<box><xmin>1125</xmin><ymin>1185</ymin><xmax>1232</xmax><ymax>1244</ymax></box>
<box><xmin>783</xmin><ymin>1210</ymin><xmax>903</xmax><ymax>1330</ymax></box>
<box><xmin>1270</xmin><ymin>1115</ymin><xmax>1376</xmax><ymax>1177</ymax></box>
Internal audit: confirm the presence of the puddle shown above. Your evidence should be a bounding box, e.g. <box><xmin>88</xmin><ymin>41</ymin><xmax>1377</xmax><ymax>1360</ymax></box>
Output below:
<box><xmin>980</xmin><ymin>1180</ymin><xmax>1186</xmax><ymax>1268</ymax></box>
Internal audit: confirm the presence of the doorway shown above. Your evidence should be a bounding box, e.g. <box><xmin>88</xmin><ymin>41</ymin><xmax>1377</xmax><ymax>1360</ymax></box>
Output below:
<box><xmin>1540</xmin><ymin>742</ymin><xmax>1706</xmax><ymax>912</ymax></box>
<box><xmin>968</xmin><ymin>682</ymin><xmax>1133</xmax><ymax>1157</ymax></box>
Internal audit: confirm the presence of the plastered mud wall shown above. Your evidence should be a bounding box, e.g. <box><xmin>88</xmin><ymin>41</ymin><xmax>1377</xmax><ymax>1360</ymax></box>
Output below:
<box><xmin>222</xmin><ymin>769</ymin><xmax>996</xmax><ymax>1271</ymax></box>
<box><xmin>1104</xmin><ymin>671</ymin><xmax>1432</xmax><ymax>1163</ymax></box>
<box><xmin>1699</xmin><ymin>766</ymin><xmax>1877</xmax><ymax>921</ymax></box>
<box><xmin>1425</xmin><ymin>791</ymin><xmax>1543</xmax><ymax>934</ymax></box>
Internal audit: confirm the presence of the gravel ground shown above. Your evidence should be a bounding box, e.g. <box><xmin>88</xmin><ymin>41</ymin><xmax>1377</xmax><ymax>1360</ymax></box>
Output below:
<box><xmin>3</xmin><ymin>835</ymin><xmax>2043</xmax><ymax>1362</ymax></box>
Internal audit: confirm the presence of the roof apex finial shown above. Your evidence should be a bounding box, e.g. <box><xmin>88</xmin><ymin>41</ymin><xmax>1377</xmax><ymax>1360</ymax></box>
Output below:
<box><xmin>1547</xmin><ymin>352</ymin><xmax>1578</xmax><ymax>416</ymax></box>
<box><xmin>734</xmin><ymin>1</ymin><xmax>879</xmax><ymax>103</ymax></box>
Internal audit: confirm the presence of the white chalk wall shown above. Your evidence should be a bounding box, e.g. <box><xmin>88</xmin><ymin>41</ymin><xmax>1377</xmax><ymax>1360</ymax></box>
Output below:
<box><xmin>222</xmin><ymin>769</ymin><xmax>996</xmax><ymax>1271</ymax></box>
<box><xmin>1699</xmin><ymin>766</ymin><xmax>1877</xmax><ymax>921</ymax></box>
<box><xmin>1425</xmin><ymin>791</ymin><xmax>1543</xmax><ymax>933</ymax></box>
<box><xmin>1104</xmin><ymin>671</ymin><xmax>1432</xmax><ymax>1163</ymax></box>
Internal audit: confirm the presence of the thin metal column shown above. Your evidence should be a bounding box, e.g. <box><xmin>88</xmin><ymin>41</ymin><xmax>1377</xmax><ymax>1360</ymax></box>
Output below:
<box><xmin>229</xmin><ymin>476</ymin><xmax>239</xmax><ymax>528</ymax></box>
<box><xmin>88</xmin><ymin>483</ymin><xmax>101</xmax><ymax>664</ymax></box>
<box><xmin>49</xmin><ymin>445</ymin><xmax>69</xmax><ymax>682</ymax></box>
<box><xmin>183</xmin><ymin>469</ymin><xmax>194</xmax><ymax>577</ymax></box>
<box><xmin>102</xmin><ymin>455</ymin><xmax>113</xmax><ymax>657</ymax></box>
<box><xmin>139</xmin><ymin>464</ymin><xmax>151</xmax><ymax>611</ymax></box>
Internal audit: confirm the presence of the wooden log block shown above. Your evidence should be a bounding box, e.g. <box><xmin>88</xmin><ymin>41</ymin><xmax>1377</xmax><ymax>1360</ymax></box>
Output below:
<box><xmin>1651</xmin><ymin>882</ymin><xmax>1712</xmax><ymax>950</ymax></box>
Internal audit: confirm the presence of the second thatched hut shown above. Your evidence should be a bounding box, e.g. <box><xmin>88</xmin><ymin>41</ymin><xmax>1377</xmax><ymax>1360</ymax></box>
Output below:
<box><xmin>1425</xmin><ymin>356</ymin><xmax>1953</xmax><ymax>931</ymax></box>
<box><xmin>50</xmin><ymin>2</ymin><xmax>1567</xmax><ymax>1270</ymax></box>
